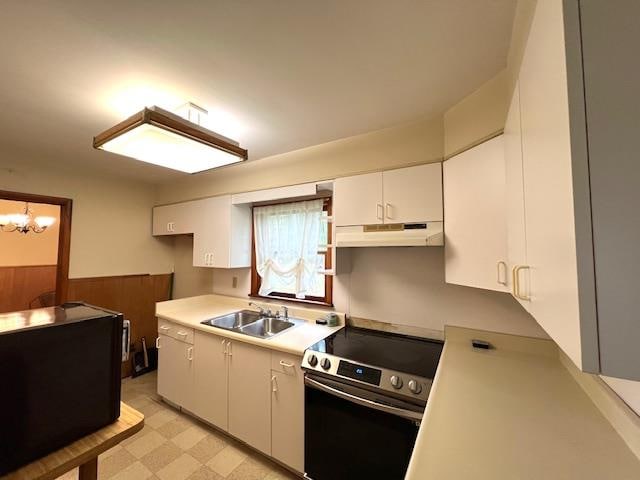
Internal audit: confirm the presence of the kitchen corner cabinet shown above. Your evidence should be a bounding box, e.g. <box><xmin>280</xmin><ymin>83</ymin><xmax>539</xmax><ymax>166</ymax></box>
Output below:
<box><xmin>228</xmin><ymin>341</ymin><xmax>272</xmax><ymax>454</ymax></box>
<box><xmin>503</xmin><ymin>0</ymin><xmax>640</xmax><ymax>380</ymax></box>
<box><xmin>334</xmin><ymin>163</ymin><xmax>443</xmax><ymax>227</ymax></box>
<box><xmin>443</xmin><ymin>135</ymin><xmax>508</xmax><ymax>292</ymax></box>
<box><xmin>192</xmin><ymin>196</ymin><xmax>251</xmax><ymax>268</ymax></box>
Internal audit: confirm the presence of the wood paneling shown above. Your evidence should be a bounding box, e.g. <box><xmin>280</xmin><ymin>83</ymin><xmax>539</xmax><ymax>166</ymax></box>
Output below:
<box><xmin>0</xmin><ymin>265</ymin><xmax>57</xmax><ymax>313</ymax></box>
<box><xmin>68</xmin><ymin>273</ymin><xmax>173</xmax><ymax>378</ymax></box>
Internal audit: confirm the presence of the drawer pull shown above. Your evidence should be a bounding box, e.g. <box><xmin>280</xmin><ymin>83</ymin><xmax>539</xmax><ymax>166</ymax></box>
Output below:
<box><xmin>177</xmin><ymin>331</ymin><xmax>188</xmax><ymax>337</ymax></box>
<box><xmin>279</xmin><ymin>360</ymin><xmax>294</xmax><ymax>368</ymax></box>
<box><xmin>159</xmin><ymin>325</ymin><xmax>170</xmax><ymax>331</ymax></box>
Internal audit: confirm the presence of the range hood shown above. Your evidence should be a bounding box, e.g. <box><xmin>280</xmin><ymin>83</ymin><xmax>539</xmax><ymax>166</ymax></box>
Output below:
<box><xmin>335</xmin><ymin>222</ymin><xmax>444</xmax><ymax>247</ymax></box>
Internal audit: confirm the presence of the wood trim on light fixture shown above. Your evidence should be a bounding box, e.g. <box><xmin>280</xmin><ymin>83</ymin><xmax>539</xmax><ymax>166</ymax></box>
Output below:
<box><xmin>0</xmin><ymin>190</ymin><xmax>73</xmax><ymax>305</ymax></box>
<box><xmin>93</xmin><ymin>106</ymin><xmax>248</xmax><ymax>160</ymax></box>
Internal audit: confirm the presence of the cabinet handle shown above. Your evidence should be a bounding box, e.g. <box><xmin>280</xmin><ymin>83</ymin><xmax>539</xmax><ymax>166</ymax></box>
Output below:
<box><xmin>497</xmin><ymin>261</ymin><xmax>507</xmax><ymax>286</ymax></box>
<box><xmin>227</xmin><ymin>342</ymin><xmax>232</xmax><ymax>357</ymax></box>
<box><xmin>376</xmin><ymin>204</ymin><xmax>383</xmax><ymax>220</ymax></box>
<box><xmin>159</xmin><ymin>325</ymin><xmax>170</xmax><ymax>331</ymax></box>
<box><xmin>513</xmin><ymin>265</ymin><xmax>531</xmax><ymax>301</ymax></box>
<box><xmin>279</xmin><ymin>360</ymin><xmax>294</xmax><ymax>368</ymax></box>
<box><xmin>177</xmin><ymin>331</ymin><xmax>188</xmax><ymax>337</ymax></box>
<box><xmin>187</xmin><ymin>347</ymin><xmax>193</xmax><ymax>361</ymax></box>
<box><xmin>222</xmin><ymin>339</ymin><xmax>227</xmax><ymax>355</ymax></box>
<box><xmin>156</xmin><ymin>337</ymin><xmax>161</xmax><ymax>349</ymax></box>
<box><xmin>385</xmin><ymin>203</ymin><xmax>392</xmax><ymax>220</ymax></box>
<box><xmin>271</xmin><ymin>375</ymin><xmax>278</xmax><ymax>393</ymax></box>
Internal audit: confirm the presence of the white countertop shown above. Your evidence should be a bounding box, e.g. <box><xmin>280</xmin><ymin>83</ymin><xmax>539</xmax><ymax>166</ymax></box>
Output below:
<box><xmin>406</xmin><ymin>326</ymin><xmax>640</xmax><ymax>480</ymax></box>
<box><xmin>156</xmin><ymin>294</ymin><xmax>343</xmax><ymax>356</ymax></box>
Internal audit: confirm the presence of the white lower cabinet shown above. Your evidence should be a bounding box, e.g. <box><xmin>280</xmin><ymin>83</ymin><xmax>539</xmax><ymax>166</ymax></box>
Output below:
<box><xmin>192</xmin><ymin>332</ymin><xmax>229</xmax><ymax>431</ymax></box>
<box><xmin>271</xmin><ymin>353</ymin><xmax>304</xmax><ymax>473</ymax></box>
<box><xmin>157</xmin><ymin>333</ymin><xmax>195</xmax><ymax>412</ymax></box>
<box><xmin>227</xmin><ymin>341</ymin><xmax>272</xmax><ymax>454</ymax></box>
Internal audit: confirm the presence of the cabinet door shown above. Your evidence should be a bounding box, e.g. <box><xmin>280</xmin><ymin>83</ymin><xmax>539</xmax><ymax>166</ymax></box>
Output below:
<box><xmin>443</xmin><ymin>136</ymin><xmax>508</xmax><ymax>292</ymax></box>
<box><xmin>504</xmin><ymin>81</ymin><xmax>529</xmax><ymax>304</ymax></box>
<box><xmin>228</xmin><ymin>341</ymin><xmax>271</xmax><ymax>454</ymax></box>
<box><xmin>193</xmin><ymin>196</ymin><xmax>231</xmax><ymax>268</ymax></box>
<box><xmin>519</xmin><ymin>0</ymin><xmax>583</xmax><ymax>368</ymax></box>
<box><xmin>157</xmin><ymin>334</ymin><xmax>194</xmax><ymax>408</ymax></box>
<box><xmin>383</xmin><ymin>163</ymin><xmax>443</xmax><ymax>223</ymax></box>
<box><xmin>271</xmin><ymin>366</ymin><xmax>304</xmax><ymax>472</ymax></box>
<box><xmin>152</xmin><ymin>202</ymin><xmax>197</xmax><ymax>236</ymax></box>
<box><xmin>334</xmin><ymin>172</ymin><xmax>383</xmax><ymax>226</ymax></box>
<box><xmin>192</xmin><ymin>332</ymin><xmax>229</xmax><ymax>430</ymax></box>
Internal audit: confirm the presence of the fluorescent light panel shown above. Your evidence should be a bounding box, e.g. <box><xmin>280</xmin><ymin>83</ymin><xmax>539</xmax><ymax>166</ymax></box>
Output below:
<box><xmin>99</xmin><ymin>124</ymin><xmax>242</xmax><ymax>173</ymax></box>
<box><xmin>94</xmin><ymin>106</ymin><xmax>247</xmax><ymax>174</ymax></box>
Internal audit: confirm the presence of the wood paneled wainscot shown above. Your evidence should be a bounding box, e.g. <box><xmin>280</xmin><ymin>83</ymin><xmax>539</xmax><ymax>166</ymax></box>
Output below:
<box><xmin>0</xmin><ymin>265</ymin><xmax>57</xmax><ymax>313</ymax></box>
<box><xmin>158</xmin><ymin>320</ymin><xmax>305</xmax><ymax>474</ymax></box>
<box><xmin>68</xmin><ymin>273</ymin><xmax>173</xmax><ymax>377</ymax></box>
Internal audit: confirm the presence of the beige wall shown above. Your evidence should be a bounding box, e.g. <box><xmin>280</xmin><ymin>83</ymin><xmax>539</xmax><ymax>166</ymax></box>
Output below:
<box><xmin>156</xmin><ymin>115</ymin><xmax>444</xmax><ymax>204</ymax></box>
<box><xmin>172</xmin><ymin>235</ymin><xmax>214</xmax><ymax>299</ymax></box>
<box><xmin>0</xmin><ymin>200</ymin><xmax>60</xmax><ymax>266</ymax></box>
<box><xmin>444</xmin><ymin>70</ymin><xmax>509</xmax><ymax>158</ymax></box>
<box><xmin>1</xmin><ymin>154</ymin><xmax>174</xmax><ymax>278</ymax></box>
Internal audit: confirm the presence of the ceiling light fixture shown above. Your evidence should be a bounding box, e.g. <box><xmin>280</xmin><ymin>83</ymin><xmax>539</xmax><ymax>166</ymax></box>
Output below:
<box><xmin>93</xmin><ymin>105</ymin><xmax>248</xmax><ymax>174</ymax></box>
<box><xmin>0</xmin><ymin>203</ymin><xmax>56</xmax><ymax>234</ymax></box>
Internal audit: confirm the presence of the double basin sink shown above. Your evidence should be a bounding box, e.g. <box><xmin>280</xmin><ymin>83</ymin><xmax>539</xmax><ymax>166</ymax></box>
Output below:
<box><xmin>201</xmin><ymin>309</ymin><xmax>299</xmax><ymax>339</ymax></box>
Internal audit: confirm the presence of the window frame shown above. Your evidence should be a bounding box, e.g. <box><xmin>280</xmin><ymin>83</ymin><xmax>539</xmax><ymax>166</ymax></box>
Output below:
<box><xmin>249</xmin><ymin>195</ymin><xmax>333</xmax><ymax>306</ymax></box>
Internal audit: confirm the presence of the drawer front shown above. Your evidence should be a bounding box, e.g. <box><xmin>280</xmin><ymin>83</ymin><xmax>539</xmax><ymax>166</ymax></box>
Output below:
<box><xmin>271</xmin><ymin>352</ymin><xmax>302</xmax><ymax>375</ymax></box>
<box><xmin>157</xmin><ymin>318</ymin><xmax>194</xmax><ymax>344</ymax></box>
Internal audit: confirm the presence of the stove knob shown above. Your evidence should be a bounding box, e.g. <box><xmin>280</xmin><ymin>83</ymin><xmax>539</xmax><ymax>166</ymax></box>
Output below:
<box><xmin>308</xmin><ymin>354</ymin><xmax>318</xmax><ymax>367</ymax></box>
<box><xmin>390</xmin><ymin>375</ymin><xmax>403</xmax><ymax>389</ymax></box>
<box><xmin>408</xmin><ymin>380</ymin><xmax>422</xmax><ymax>395</ymax></box>
<box><xmin>320</xmin><ymin>358</ymin><xmax>332</xmax><ymax>370</ymax></box>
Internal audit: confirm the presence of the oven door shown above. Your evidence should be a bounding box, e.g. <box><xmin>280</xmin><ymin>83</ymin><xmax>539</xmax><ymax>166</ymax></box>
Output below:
<box><xmin>304</xmin><ymin>374</ymin><xmax>422</xmax><ymax>480</ymax></box>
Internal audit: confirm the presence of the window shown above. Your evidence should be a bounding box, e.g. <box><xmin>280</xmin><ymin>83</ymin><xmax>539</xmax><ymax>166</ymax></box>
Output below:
<box><xmin>250</xmin><ymin>197</ymin><xmax>333</xmax><ymax>305</ymax></box>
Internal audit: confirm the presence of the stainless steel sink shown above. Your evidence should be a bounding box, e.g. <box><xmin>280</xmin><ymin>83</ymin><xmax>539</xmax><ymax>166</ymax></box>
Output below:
<box><xmin>200</xmin><ymin>310</ymin><xmax>299</xmax><ymax>339</ymax></box>
<box><xmin>201</xmin><ymin>310</ymin><xmax>262</xmax><ymax>330</ymax></box>
<box><xmin>238</xmin><ymin>317</ymin><xmax>295</xmax><ymax>339</ymax></box>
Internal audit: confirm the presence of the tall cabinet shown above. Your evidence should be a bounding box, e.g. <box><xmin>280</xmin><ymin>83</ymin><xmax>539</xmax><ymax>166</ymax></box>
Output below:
<box><xmin>504</xmin><ymin>0</ymin><xmax>640</xmax><ymax>380</ymax></box>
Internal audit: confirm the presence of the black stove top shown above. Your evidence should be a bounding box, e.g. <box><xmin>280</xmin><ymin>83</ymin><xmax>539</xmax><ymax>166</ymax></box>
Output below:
<box><xmin>307</xmin><ymin>326</ymin><xmax>443</xmax><ymax>379</ymax></box>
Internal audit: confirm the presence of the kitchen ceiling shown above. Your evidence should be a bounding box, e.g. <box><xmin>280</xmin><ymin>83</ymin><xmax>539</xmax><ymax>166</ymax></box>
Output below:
<box><xmin>0</xmin><ymin>0</ymin><xmax>516</xmax><ymax>183</ymax></box>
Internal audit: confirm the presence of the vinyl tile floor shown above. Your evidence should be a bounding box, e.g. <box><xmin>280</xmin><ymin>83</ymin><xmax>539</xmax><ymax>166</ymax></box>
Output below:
<box><xmin>56</xmin><ymin>371</ymin><xmax>299</xmax><ymax>480</ymax></box>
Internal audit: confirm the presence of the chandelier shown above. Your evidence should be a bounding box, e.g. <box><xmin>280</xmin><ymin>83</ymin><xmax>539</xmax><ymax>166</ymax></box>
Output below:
<box><xmin>0</xmin><ymin>202</ymin><xmax>56</xmax><ymax>234</ymax></box>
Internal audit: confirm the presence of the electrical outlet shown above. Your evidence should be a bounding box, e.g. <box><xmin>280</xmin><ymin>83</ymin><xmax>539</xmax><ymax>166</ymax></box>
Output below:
<box><xmin>232</xmin><ymin>276</ymin><xmax>238</xmax><ymax>288</ymax></box>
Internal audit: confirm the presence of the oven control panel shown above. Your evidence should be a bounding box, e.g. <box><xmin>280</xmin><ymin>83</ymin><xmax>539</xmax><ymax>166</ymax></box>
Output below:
<box><xmin>302</xmin><ymin>350</ymin><xmax>432</xmax><ymax>402</ymax></box>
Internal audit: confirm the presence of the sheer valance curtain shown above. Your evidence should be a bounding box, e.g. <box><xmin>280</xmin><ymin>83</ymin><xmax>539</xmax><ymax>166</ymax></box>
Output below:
<box><xmin>253</xmin><ymin>199</ymin><xmax>324</xmax><ymax>299</ymax></box>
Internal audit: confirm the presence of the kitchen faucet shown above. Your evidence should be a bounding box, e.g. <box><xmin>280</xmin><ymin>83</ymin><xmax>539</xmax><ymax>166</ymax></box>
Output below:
<box><xmin>248</xmin><ymin>301</ymin><xmax>273</xmax><ymax>317</ymax></box>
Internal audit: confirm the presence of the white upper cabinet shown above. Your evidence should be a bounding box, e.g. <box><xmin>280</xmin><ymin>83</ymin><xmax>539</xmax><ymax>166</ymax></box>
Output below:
<box><xmin>334</xmin><ymin>172</ymin><xmax>383</xmax><ymax>226</ymax></box>
<box><xmin>334</xmin><ymin>164</ymin><xmax>443</xmax><ymax>227</ymax></box>
<box><xmin>152</xmin><ymin>201</ymin><xmax>198</xmax><ymax>235</ymax></box>
<box><xmin>504</xmin><ymin>81</ymin><xmax>529</xmax><ymax>306</ymax></box>
<box><xmin>503</xmin><ymin>0</ymin><xmax>640</xmax><ymax>380</ymax></box>
<box><xmin>444</xmin><ymin>136</ymin><xmax>508</xmax><ymax>292</ymax></box>
<box><xmin>383</xmin><ymin>163</ymin><xmax>443</xmax><ymax>223</ymax></box>
<box><xmin>192</xmin><ymin>196</ymin><xmax>252</xmax><ymax>268</ymax></box>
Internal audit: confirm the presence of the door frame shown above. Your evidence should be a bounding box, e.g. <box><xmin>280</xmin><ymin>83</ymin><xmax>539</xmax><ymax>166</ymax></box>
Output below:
<box><xmin>0</xmin><ymin>190</ymin><xmax>73</xmax><ymax>304</ymax></box>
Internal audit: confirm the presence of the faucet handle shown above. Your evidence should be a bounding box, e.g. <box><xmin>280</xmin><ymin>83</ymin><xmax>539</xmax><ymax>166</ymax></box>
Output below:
<box><xmin>280</xmin><ymin>305</ymin><xmax>289</xmax><ymax>319</ymax></box>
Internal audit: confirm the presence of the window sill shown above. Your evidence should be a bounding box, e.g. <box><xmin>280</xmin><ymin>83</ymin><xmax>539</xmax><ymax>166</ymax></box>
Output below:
<box><xmin>248</xmin><ymin>293</ymin><xmax>334</xmax><ymax>308</ymax></box>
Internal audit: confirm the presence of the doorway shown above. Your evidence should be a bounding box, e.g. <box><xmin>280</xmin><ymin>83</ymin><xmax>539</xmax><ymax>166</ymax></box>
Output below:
<box><xmin>0</xmin><ymin>190</ymin><xmax>72</xmax><ymax>312</ymax></box>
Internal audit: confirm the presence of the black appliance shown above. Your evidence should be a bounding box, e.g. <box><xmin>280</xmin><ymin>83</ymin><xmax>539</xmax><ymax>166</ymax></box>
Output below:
<box><xmin>0</xmin><ymin>302</ymin><xmax>123</xmax><ymax>475</ymax></box>
<box><xmin>302</xmin><ymin>327</ymin><xmax>443</xmax><ymax>480</ymax></box>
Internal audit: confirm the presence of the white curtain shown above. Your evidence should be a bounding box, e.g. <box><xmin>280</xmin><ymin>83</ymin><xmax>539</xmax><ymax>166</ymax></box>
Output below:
<box><xmin>254</xmin><ymin>199</ymin><xmax>324</xmax><ymax>299</ymax></box>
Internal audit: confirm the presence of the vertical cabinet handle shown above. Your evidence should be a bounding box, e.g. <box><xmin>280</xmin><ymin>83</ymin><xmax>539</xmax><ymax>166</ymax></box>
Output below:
<box><xmin>187</xmin><ymin>347</ymin><xmax>193</xmax><ymax>361</ymax></box>
<box><xmin>156</xmin><ymin>337</ymin><xmax>161</xmax><ymax>349</ymax></box>
<box><xmin>512</xmin><ymin>265</ymin><xmax>531</xmax><ymax>301</ymax></box>
<box><xmin>376</xmin><ymin>204</ymin><xmax>383</xmax><ymax>221</ymax></box>
<box><xmin>227</xmin><ymin>341</ymin><xmax>232</xmax><ymax>357</ymax></box>
<box><xmin>222</xmin><ymin>339</ymin><xmax>227</xmax><ymax>355</ymax></box>
<box><xmin>385</xmin><ymin>203</ymin><xmax>392</xmax><ymax>220</ymax></box>
<box><xmin>271</xmin><ymin>375</ymin><xmax>278</xmax><ymax>393</ymax></box>
<box><xmin>497</xmin><ymin>261</ymin><xmax>508</xmax><ymax>286</ymax></box>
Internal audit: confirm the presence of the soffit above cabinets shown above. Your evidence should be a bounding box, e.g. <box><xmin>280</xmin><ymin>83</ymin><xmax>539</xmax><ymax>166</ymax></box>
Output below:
<box><xmin>231</xmin><ymin>182</ymin><xmax>334</xmax><ymax>206</ymax></box>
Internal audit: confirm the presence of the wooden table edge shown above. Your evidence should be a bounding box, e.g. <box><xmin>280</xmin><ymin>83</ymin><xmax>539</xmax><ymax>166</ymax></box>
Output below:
<box><xmin>2</xmin><ymin>402</ymin><xmax>144</xmax><ymax>480</ymax></box>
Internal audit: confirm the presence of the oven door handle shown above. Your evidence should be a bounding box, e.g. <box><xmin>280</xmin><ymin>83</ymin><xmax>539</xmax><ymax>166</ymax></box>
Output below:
<box><xmin>305</xmin><ymin>376</ymin><xmax>423</xmax><ymax>422</ymax></box>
